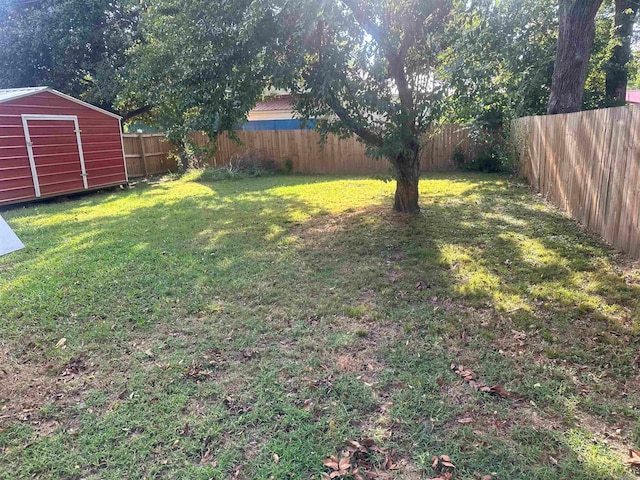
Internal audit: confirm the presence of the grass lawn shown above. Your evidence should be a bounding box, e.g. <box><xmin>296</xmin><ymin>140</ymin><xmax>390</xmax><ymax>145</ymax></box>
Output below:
<box><xmin>1</xmin><ymin>172</ymin><xmax>639</xmax><ymax>480</ymax></box>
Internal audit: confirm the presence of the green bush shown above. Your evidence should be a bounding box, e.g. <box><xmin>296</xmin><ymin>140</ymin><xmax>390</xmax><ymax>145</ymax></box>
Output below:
<box><xmin>191</xmin><ymin>148</ymin><xmax>281</xmax><ymax>182</ymax></box>
<box><xmin>452</xmin><ymin>148</ymin><xmax>466</xmax><ymax>169</ymax></box>
<box><xmin>284</xmin><ymin>158</ymin><xmax>294</xmax><ymax>174</ymax></box>
<box><xmin>464</xmin><ymin>147</ymin><xmax>509</xmax><ymax>173</ymax></box>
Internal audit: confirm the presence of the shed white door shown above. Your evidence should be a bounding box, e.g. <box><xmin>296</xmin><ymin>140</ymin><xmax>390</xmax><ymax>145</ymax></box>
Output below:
<box><xmin>22</xmin><ymin>115</ymin><xmax>88</xmax><ymax>197</ymax></box>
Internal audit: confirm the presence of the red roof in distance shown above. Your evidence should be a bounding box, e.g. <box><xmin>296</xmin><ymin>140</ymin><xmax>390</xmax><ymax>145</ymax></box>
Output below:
<box><xmin>252</xmin><ymin>95</ymin><xmax>294</xmax><ymax>112</ymax></box>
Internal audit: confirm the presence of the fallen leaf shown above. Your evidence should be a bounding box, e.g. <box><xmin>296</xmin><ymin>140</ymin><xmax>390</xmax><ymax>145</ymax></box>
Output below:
<box><xmin>232</xmin><ymin>465</ymin><xmax>243</xmax><ymax>479</ymax></box>
<box><xmin>489</xmin><ymin>384</ymin><xmax>509</xmax><ymax>398</ymax></box>
<box><xmin>346</xmin><ymin>439</ymin><xmax>364</xmax><ymax>451</ymax></box>
<box><xmin>627</xmin><ymin>449</ymin><xmax>640</xmax><ymax>466</ymax></box>
<box><xmin>200</xmin><ymin>449</ymin><xmax>216</xmax><ymax>465</ymax></box>
<box><xmin>55</xmin><ymin>338</ymin><xmax>67</xmax><ymax>348</ymax></box>
<box><xmin>323</xmin><ymin>456</ymin><xmax>339</xmax><ymax>470</ymax></box>
<box><xmin>338</xmin><ymin>456</ymin><xmax>351</xmax><ymax>470</ymax></box>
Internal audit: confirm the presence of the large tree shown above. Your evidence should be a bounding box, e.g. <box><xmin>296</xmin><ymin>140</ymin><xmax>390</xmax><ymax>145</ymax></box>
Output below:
<box><xmin>547</xmin><ymin>0</ymin><xmax>605</xmax><ymax>114</ymax></box>
<box><xmin>128</xmin><ymin>0</ymin><xmax>453</xmax><ymax>213</ymax></box>
<box><xmin>605</xmin><ymin>0</ymin><xmax>640</xmax><ymax>102</ymax></box>
<box><xmin>289</xmin><ymin>1</ymin><xmax>452</xmax><ymax>212</ymax></box>
<box><xmin>0</xmin><ymin>0</ymin><xmax>146</xmax><ymax>119</ymax></box>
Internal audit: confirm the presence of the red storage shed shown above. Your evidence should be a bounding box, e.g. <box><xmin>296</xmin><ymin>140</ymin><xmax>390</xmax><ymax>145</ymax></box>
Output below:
<box><xmin>0</xmin><ymin>87</ymin><xmax>128</xmax><ymax>205</ymax></box>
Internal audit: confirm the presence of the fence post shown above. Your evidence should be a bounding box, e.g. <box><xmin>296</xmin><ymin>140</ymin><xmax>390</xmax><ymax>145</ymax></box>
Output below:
<box><xmin>138</xmin><ymin>133</ymin><xmax>149</xmax><ymax>177</ymax></box>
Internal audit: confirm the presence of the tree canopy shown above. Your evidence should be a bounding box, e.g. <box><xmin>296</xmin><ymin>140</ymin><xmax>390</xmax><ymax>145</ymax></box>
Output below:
<box><xmin>0</xmin><ymin>0</ymin><xmax>146</xmax><ymax>119</ymax></box>
<box><xmin>124</xmin><ymin>0</ymin><xmax>281</xmax><ymax>141</ymax></box>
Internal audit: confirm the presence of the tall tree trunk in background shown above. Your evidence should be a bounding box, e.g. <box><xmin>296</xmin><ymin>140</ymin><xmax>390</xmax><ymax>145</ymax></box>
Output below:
<box><xmin>392</xmin><ymin>141</ymin><xmax>421</xmax><ymax>213</ymax></box>
<box><xmin>606</xmin><ymin>0</ymin><xmax>640</xmax><ymax>103</ymax></box>
<box><xmin>547</xmin><ymin>0</ymin><xmax>604</xmax><ymax>114</ymax></box>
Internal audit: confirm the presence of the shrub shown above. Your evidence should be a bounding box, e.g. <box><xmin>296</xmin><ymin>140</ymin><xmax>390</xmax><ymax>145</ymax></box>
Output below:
<box><xmin>191</xmin><ymin>148</ymin><xmax>281</xmax><ymax>182</ymax></box>
<box><xmin>461</xmin><ymin>129</ymin><xmax>516</xmax><ymax>174</ymax></box>
<box><xmin>452</xmin><ymin>147</ymin><xmax>466</xmax><ymax>169</ymax></box>
<box><xmin>284</xmin><ymin>158</ymin><xmax>294</xmax><ymax>174</ymax></box>
<box><xmin>229</xmin><ymin>148</ymin><xmax>278</xmax><ymax>175</ymax></box>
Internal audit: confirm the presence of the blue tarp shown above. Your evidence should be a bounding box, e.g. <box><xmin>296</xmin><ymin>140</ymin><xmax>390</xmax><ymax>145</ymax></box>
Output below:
<box><xmin>241</xmin><ymin>119</ymin><xmax>316</xmax><ymax>131</ymax></box>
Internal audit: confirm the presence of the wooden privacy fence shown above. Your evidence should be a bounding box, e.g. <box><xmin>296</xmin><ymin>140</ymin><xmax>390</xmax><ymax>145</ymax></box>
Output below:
<box><xmin>122</xmin><ymin>134</ymin><xmax>178</xmax><ymax>178</ymax></box>
<box><xmin>190</xmin><ymin>124</ymin><xmax>475</xmax><ymax>174</ymax></box>
<box><xmin>512</xmin><ymin>105</ymin><xmax>640</xmax><ymax>259</ymax></box>
<box><xmin>122</xmin><ymin>125</ymin><xmax>475</xmax><ymax>177</ymax></box>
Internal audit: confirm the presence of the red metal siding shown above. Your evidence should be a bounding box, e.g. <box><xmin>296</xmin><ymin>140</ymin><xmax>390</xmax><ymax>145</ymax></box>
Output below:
<box><xmin>0</xmin><ymin>91</ymin><xmax>126</xmax><ymax>204</ymax></box>
<box><xmin>0</xmin><ymin>113</ymin><xmax>34</xmax><ymax>203</ymax></box>
<box><xmin>27</xmin><ymin>119</ymin><xmax>85</xmax><ymax>196</ymax></box>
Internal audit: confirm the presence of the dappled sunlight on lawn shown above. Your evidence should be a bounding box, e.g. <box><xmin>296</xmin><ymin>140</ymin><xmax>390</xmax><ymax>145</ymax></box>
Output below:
<box><xmin>0</xmin><ymin>173</ymin><xmax>638</xmax><ymax>479</ymax></box>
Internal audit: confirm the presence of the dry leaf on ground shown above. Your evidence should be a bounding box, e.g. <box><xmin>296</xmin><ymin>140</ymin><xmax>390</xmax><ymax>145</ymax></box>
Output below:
<box><xmin>322</xmin><ymin>438</ymin><xmax>400</xmax><ymax>479</ymax></box>
<box><xmin>451</xmin><ymin>364</ymin><xmax>509</xmax><ymax>398</ymax></box>
<box><xmin>627</xmin><ymin>449</ymin><xmax>640</xmax><ymax>466</ymax></box>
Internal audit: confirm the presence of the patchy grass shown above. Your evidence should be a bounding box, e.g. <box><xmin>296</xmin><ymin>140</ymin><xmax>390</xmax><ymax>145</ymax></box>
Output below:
<box><xmin>1</xmin><ymin>173</ymin><xmax>639</xmax><ymax>480</ymax></box>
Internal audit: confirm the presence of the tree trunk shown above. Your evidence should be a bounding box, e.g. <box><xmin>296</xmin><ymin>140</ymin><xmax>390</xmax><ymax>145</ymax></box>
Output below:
<box><xmin>392</xmin><ymin>143</ymin><xmax>421</xmax><ymax>213</ymax></box>
<box><xmin>605</xmin><ymin>0</ymin><xmax>640</xmax><ymax>103</ymax></box>
<box><xmin>547</xmin><ymin>0</ymin><xmax>604</xmax><ymax>115</ymax></box>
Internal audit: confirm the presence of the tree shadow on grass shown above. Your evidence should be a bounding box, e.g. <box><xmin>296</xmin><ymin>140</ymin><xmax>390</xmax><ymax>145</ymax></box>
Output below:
<box><xmin>0</xmin><ymin>173</ymin><xmax>638</xmax><ymax>479</ymax></box>
<box><xmin>283</xmin><ymin>179</ymin><xmax>639</xmax><ymax>479</ymax></box>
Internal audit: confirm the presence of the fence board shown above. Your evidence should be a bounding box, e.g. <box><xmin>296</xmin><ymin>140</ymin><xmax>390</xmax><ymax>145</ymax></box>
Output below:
<box><xmin>122</xmin><ymin>134</ymin><xmax>178</xmax><ymax>178</ymax></box>
<box><xmin>124</xmin><ymin>126</ymin><xmax>476</xmax><ymax>177</ymax></box>
<box><xmin>190</xmin><ymin>125</ymin><xmax>475</xmax><ymax>174</ymax></box>
<box><xmin>512</xmin><ymin>105</ymin><xmax>640</xmax><ymax>259</ymax></box>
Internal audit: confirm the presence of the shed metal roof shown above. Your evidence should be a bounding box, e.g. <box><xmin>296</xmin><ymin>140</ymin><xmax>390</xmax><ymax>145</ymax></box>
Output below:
<box><xmin>0</xmin><ymin>86</ymin><xmax>49</xmax><ymax>103</ymax></box>
<box><xmin>0</xmin><ymin>86</ymin><xmax>122</xmax><ymax>119</ymax></box>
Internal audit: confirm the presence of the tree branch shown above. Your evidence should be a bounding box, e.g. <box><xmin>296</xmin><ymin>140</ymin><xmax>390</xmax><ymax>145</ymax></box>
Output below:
<box><xmin>325</xmin><ymin>87</ymin><xmax>384</xmax><ymax>148</ymax></box>
<box><xmin>121</xmin><ymin>105</ymin><xmax>152</xmax><ymax>122</ymax></box>
<box><xmin>339</xmin><ymin>0</ymin><xmax>391</xmax><ymax>53</ymax></box>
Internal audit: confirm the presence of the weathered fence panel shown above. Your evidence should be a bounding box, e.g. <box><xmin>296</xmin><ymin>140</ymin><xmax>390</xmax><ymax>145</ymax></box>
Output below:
<box><xmin>191</xmin><ymin>124</ymin><xmax>475</xmax><ymax>174</ymax></box>
<box><xmin>123</xmin><ymin>134</ymin><xmax>178</xmax><ymax>178</ymax></box>
<box><xmin>512</xmin><ymin>105</ymin><xmax>640</xmax><ymax>259</ymax></box>
<box><xmin>123</xmin><ymin>125</ymin><xmax>475</xmax><ymax>177</ymax></box>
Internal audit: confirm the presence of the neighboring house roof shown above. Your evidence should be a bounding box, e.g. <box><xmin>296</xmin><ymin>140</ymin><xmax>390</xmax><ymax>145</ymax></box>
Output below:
<box><xmin>248</xmin><ymin>95</ymin><xmax>296</xmax><ymax>121</ymax></box>
<box><xmin>0</xmin><ymin>86</ymin><xmax>122</xmax><ymax>119</ymax></box>
<box><xmin>626</xmin><ymin>90</ymin><xmax>640</xmax><ymax>104</ymax></box>
<box><xmin>252</xmin><ymin>95</ymin><xmax>294</xmax><ymax>112</ymax></box>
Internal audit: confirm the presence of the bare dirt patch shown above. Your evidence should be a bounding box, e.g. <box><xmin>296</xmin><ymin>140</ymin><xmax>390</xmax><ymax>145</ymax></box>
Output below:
<box><xmin>0</xmin><ymin>348</ymin><xmax>92</xmax><ymax>434</ymax></box>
